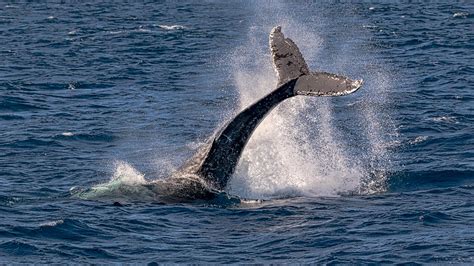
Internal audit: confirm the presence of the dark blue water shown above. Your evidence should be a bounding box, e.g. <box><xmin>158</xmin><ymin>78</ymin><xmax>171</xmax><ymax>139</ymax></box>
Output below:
<box><xmin>1</xmin><ymin>1</ymin><xmax>473</xmax><ymax>264</ymax></box>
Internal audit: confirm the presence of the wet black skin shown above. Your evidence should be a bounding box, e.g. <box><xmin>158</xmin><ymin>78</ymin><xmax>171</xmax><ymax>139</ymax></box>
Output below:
<box><xmin>196</xmin><ymin>78</ymin><xmax>298</xmax><ymax>191</ymax></box>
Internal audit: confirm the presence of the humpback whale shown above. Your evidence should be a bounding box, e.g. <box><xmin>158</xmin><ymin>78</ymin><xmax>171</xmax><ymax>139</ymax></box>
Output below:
<box><xmin>79</xmin><ymin>26</ymin><xmax>362</xmax><ymax>203</ymax></box>
<box><xmin>163</xmin><ymin>26</ymin><xmax>363</xmax><ymax>199</ymax></box>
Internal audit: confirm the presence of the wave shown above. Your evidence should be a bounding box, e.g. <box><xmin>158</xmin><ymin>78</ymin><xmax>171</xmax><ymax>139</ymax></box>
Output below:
<box><xmin>0</xmin><ymin>196</ymin><xmax>22</xmax><ymax>207</ymax></box>
<box><xmin>453</xmin><ymin>12</ymin><xmax>470</xmax><ymax>18</ymax></box>
<box><xmin>0</xmin><ymin>240</ymin><xmax>38</xmax><ymax>256</ymax></box>
<box><xmin>0</xmin><ymin>114</ymin><xmax>25</xmax><ymax>121</ymax></box>
<box><xmin>0</xmin><ymin>96</ymin><xmax>48</xmax><ymax>112</ymax></box>
<box><xmin>431</xmin><ymin>116</ymin><xmax>459</xmax><ymax>124</ymax></box>
<box><xmin>40</xmin><ymin>219</ymin><xmax>64</xmax><ymax>227</ymax></box>
<box><xmin>156</xmin><ymin>24</ymin><xmax>187</xmax><ymax>30</ymax></box>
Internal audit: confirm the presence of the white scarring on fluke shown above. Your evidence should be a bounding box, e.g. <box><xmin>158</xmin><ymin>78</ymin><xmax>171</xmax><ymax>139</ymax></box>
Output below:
<box><xmin>270</xmin><ymin>26</ymin><xmax>363</xmax><ymax>96</ymax></box>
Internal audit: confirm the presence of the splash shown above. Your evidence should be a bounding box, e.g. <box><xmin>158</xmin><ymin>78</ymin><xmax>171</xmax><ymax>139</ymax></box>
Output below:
<box><xmin>356</xmin><ymin>71</ymin><xmax>394</xmax><ymax>194</ymax></box>
<box><xmin>75</xmin><ymin>161</ymin><xmax>155</xmax><ymax>201</ymax></box>
<box><xmin>74</xmin><ymin>160</ymin><xmax>234</xmax><ymax>203</ymax></box>
<box><xmin>228</xmin><ymin>2</ymin><xmax>395</xmax><ymax>199</ymax></box>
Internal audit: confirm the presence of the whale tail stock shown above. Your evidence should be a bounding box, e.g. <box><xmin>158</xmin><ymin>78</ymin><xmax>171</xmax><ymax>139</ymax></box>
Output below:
<box><xmin>191</xmin><ymin>26</ymin><xmax>363</xmax><ymax>192</ymax></box>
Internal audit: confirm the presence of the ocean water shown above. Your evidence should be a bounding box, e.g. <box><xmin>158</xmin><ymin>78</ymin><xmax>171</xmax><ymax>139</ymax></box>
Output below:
<box><xmin>1</xmin><ymin>1</ymin><xmax>473</xmax><ymax>264</ymax></box>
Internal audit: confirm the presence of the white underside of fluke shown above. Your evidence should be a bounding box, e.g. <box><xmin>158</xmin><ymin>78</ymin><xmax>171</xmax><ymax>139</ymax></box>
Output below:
<box><xmin>295</xmin><ymin>72</ymin><xmax>363</xmax><ymax>96</ymax></box>
<box><xmin>269</xmin><ymin>26</ymin><xmax>309</xmax><ymax>86</ymax></box>
<box><xmin>270</xmin><ymin>26</ymin><xmax>363</xmax><ymax>96</ymax></box>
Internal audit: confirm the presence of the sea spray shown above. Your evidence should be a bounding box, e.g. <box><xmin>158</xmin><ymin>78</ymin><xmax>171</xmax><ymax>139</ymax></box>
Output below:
<box><xmin>228</xmin><ymin>2</ymin><xmax>395</xmax><ymax>198</ymax></box>
<box><xmin>76</xmin><ymin>161</ymin><xmax>154</xmax><ymax>201</ymax></box>
<box><xmin>356</xmin><ymin>70</ymin><xmax>396</xmax><ymax>194</ymax></box>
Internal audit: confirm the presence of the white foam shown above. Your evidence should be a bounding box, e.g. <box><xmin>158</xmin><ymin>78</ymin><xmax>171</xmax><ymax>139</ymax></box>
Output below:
<box><xmin>409</xmin><ymin>136</ymin><xmax>428</xmax><ymax>145</ymax></box>
<box><xmin>108</xmin><ymin>30</ymin><xmax>123</xmax><ymax>35</ymax></box>
<box><xmin>40</xmin><ymin>220</ymin><xmax>64</xmax><ymax>227</ymax></box>
<box><xmin>453</xmin><ymin>12</ymin><xmax>469</xmax><ymax>18</ymax></box>
<box><xmin>61</xmin><ymin>132</ymin><xmax>74</xmax><ymax>137</ymax></box>
<box><xmin>432</xmin><ymin>116</ymin><xmax>458</xmax><ymax>124</ymax></box>
<box><xmin>157</xmin><ymin>24</ymin><xmax>187</xmax><ymax>30</ymax></box>
<box><xmin>137</xmin><ymin>26</ymin><xmax>151</xmax><ymax>33</ymax></box>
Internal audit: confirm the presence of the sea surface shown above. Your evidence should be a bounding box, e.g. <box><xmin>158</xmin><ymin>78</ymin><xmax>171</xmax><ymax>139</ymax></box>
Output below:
<box><xmin>1</xmin><ymin>1</ymin><xmax>473</xmax><ymax>264</ymax></box>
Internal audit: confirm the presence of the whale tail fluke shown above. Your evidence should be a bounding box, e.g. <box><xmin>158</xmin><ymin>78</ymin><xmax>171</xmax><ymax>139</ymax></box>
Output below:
<box><xmin>294</xmin><ymin>72</ymin><xmax>363</xmax><ymax>96</ymax></box>
<box><xmin>270</xmin><ymin>26</ymin><xmax>362</xmax><ymax>97</ymax></box>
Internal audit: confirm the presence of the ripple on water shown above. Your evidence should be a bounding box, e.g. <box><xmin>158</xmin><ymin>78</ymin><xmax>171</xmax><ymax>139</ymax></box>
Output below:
<box><xmin>0</xmin><ymin>240</ymin><xmax>39</xmax><ymax>256</ymax></box>
<box><xmin>0</xmin><ymin>96</ymin><xmax>48</xmax><ymax>112</ymax></box>
<box><xmin>11</xmin><ymin>218</ymin><xmax>107</xmax><ymax>241</ymax></box>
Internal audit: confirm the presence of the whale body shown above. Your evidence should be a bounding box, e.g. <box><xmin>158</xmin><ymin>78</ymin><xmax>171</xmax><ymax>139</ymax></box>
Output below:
<box><xmin>78</xmin><ymin>26</ymin><xmax>362</xmax><ymax>203</ymax></box>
